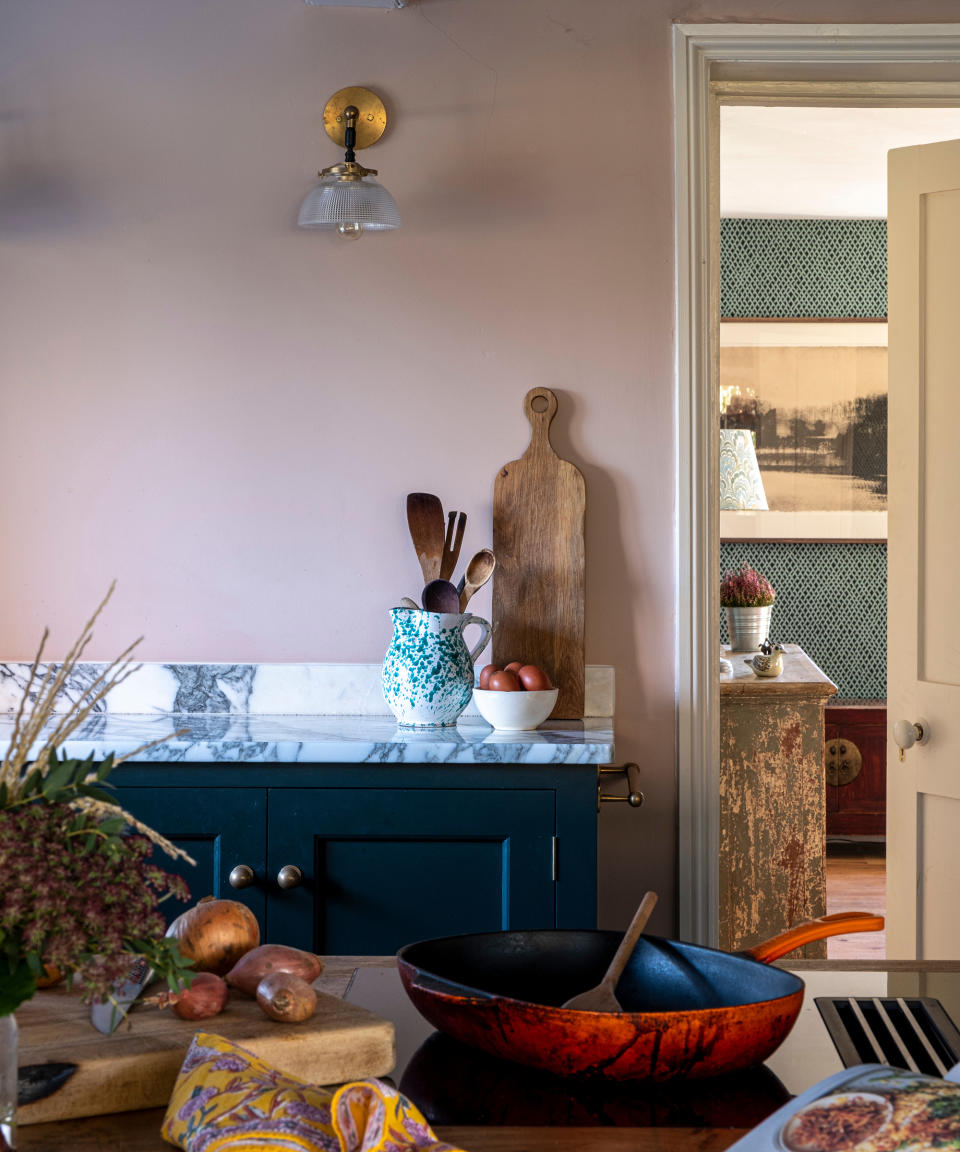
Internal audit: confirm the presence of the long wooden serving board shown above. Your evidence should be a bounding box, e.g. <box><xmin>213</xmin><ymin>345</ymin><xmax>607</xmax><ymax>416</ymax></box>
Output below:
<box><xmin>18</xmin><ymin>982</ymin><xmax>396</xmax><ymax>1125</ymax></box>
<box><xmin>492</xmin><ymin>388</ymin><xmax>585</xmax><ymax>719</ymax></box>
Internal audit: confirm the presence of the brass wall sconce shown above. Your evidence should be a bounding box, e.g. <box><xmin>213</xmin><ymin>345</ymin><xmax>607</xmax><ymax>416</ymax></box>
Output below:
<box><xmin>298</xmin><ymin>86</ymin><xmax>401</xmax><ymax>240</ymax></box>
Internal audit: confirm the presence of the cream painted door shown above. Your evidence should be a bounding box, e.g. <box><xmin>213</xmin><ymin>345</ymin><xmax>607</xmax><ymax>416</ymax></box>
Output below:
<box><xmin>887</xmin><ymin>137</ymin><xmax>960</xmax><ymax>959</ymax></box>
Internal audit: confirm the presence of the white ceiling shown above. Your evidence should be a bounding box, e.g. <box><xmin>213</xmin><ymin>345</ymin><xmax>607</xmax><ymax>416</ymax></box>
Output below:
<box><xmin>720</xmin><ymin>106</ymin><xmax>960</xmax><ymax>218</ymax></box>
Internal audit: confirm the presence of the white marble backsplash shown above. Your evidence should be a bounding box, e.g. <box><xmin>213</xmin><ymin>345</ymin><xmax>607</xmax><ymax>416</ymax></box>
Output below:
<box><xmin>0</xmin><ymin>662</ymin><xmax>615</xmax><ymax>719</ymax></box>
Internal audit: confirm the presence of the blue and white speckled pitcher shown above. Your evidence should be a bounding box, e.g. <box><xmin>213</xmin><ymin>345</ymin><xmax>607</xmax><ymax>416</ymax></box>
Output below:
<box><xmin>382</xmin><ymin>608</ymin><xmax>492</xmax><ymax>727</ymax></box>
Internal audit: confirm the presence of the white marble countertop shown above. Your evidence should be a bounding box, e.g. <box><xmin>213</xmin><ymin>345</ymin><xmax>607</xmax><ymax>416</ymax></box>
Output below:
<box><xmin>0</xmin><ymin>660</ymin><xmax>615</xmax><ymax>765</ymax></box>
<box><xmin>0</xmin><ymin>712</ymin><xmax>615</xmax><ymax>765</ymax></box>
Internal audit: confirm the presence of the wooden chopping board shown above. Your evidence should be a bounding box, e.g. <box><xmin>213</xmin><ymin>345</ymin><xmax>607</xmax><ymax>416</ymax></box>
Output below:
<box><xmin>18</xmin><ymin>982</ymin><xmax>396</xmax><ymax>1125</ymax></box>
<box><xmin>492</xmin><ymin>387</ymin><xmax>585</xmax><ymax>719</ymax></box>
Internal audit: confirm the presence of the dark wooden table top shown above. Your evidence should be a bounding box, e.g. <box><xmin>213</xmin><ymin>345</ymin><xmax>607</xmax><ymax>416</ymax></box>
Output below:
<box><xmin>18</xmin><ymin>1111</ymin><xmax>748</xmax><ymax>1151</ymax></box>
<box><xmin>36</xmin><ymin>955</ymin><xmax>951</xmax><ymax>1151</ymax></box>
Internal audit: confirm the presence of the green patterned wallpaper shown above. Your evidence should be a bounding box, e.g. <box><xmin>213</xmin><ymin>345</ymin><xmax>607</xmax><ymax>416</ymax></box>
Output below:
<box><xmin>720</xmin><ymin>219</ymin><xmax>888</xmax><ymax>701</ymax></box>
<box><xmin>721</xmin><ymin>218</ymin><xmax>887</xmax><ymax>318</ymax></box>
<box><xmin>721</xmin><ymin>542</ymin><xmax>886</xmax><ymax>702</ymax></box>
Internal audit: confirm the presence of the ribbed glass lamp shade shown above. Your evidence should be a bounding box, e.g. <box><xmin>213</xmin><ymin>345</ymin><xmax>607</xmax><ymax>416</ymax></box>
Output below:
<box><xmin>298</xmin><ymin>173</ymin><xmax>401</xmax><ymax>232</ymax></box>
<box><xmin>719</xmin><ymin>428</ymin><xmax>768</xmax><ymax>510</ymax></box>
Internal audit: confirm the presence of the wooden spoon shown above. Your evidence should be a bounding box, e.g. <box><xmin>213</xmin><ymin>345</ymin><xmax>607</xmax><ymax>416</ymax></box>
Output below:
<box><xmin>457</xmin><ymin>549</ymin><xmax>496</xmax><ymax>612</ymax></box>
<box><xmin>561</xmin><ymin>891</ymin><xmax>658</xmax><ymax>1012</ymax></box>
<box><xmin>422</xmin><ymin>579</ymin><xmax>461</xmax><ymax>613</ymax></box>
<box><xmin>406</xmin><ymin>493</ymin><xmax>445</xmax><ymax>584</ymax></box>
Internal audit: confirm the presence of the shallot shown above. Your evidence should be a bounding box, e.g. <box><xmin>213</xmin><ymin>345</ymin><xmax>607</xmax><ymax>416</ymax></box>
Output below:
<box><xmin>147</xmin><ymin>972</ymin><xmax>229</xmax><ymax>1020</ymax></box>
<box><xmin>256</xmin><ymin>971</ymin><xmax>317</xmax><ymax>1023</ymax></box>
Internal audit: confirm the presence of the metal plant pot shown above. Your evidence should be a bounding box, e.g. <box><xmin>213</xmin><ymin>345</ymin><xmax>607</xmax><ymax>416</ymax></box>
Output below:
<box><xmin>725</xmin><ymin>605</ymin><xmax>773</xmax><ymax>652</ymax></box>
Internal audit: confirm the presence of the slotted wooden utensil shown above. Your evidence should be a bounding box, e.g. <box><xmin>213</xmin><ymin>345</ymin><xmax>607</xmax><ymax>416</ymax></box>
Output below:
<box><xmin>440</xmin><ymin>510</ymin><xmax>467</xmax><ymax>582</ymax></box>
<box><xmin>560</xmin><ymin>891</ymin><xmax>658</xmax><ymax>1012</ymax></box>
<box><xmin>492</xmin><ymin>388</ymin><xmax>585</xmax><ymax>719</ymax></box>
<box><xmin>406</xmin><ymin>493</ymin><xmax>445</xmax><ymax>585</ymax></box>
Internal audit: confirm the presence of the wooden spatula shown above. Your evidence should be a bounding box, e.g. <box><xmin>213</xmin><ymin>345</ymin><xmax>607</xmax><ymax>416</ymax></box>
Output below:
<box><xmin>406</xmin><ymin>493</ymin><xmax>445</xmax><ymax>584</ymax></box>
<box><xmin>440</xmin><ymin>510</ymin><xmax>467</xmax><ymax>582</ymax></box>
<box><xmin>561</xmin><ymin>891</ymin><xmax>658</xmax><ymax>1012</ymax></box>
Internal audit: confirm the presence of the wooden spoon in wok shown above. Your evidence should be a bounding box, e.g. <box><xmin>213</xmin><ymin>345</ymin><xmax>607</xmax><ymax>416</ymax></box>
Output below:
<box><xmin>561</xmin><ymin>890</ymin><xmax>658</xmax><ymax>1012</ymax></box>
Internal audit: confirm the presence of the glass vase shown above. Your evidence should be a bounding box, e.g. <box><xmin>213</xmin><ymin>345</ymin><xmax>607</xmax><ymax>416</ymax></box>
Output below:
<box><xmin>0</xmin><ymin>1011</ymin><xmax>16</xmax><ymax>1150</ymax></box>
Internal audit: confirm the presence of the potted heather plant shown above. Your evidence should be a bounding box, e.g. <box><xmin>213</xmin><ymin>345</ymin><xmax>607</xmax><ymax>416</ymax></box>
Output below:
<box><xmin>720</xmin><ymin>565</ymin><xmax>776</xmax><ymax>652</ymax></box>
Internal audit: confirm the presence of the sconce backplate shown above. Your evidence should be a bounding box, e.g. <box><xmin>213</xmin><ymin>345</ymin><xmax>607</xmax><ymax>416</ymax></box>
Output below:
<box><xmin>323</xmin><ymin>87</ymin><xmax>387</xmax><ymax>150</ymax></box>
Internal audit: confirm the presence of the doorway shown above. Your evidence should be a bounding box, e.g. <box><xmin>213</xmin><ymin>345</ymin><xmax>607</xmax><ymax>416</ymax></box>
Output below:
<box><xmin>719</xmin><ymin>104</ymin><xmax>960</xmax><ymax>959</ymax></box>
<box><xmin>672</xmin><ymin>23</ymin><xmax>960</xmax><ymax>950</ymax></box>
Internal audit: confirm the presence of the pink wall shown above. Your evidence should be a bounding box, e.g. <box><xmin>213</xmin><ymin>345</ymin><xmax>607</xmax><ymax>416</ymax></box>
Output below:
<box><xmin>2</xmin><ymin>0</ymin><xmax>958</xmax><ymax>931</ymax></box>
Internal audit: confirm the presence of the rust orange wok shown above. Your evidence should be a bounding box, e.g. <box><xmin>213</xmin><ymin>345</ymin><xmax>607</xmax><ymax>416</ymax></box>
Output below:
<box><xmin>397</xmin><ymin>912</ymin><xmax>883</xmax><ymax>1081</ymax></box>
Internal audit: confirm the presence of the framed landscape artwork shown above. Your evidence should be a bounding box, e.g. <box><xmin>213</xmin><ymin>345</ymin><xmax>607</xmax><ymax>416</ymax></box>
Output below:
<box><xmin>719</xmin><ymin>321</ymin><xmax>887</xmax><ymax>540</ymax></box>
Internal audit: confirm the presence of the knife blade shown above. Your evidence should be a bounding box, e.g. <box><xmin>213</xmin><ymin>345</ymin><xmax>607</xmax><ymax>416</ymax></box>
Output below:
<box><xmin>18</xmin><ymin>1063</ymin><xmax>77</xmax><ymax>1106</ymax></box>
<box><xmin>89</xmin><ymin>958</ymin><xmax>153</xmax><ymax>1034</ymax></box>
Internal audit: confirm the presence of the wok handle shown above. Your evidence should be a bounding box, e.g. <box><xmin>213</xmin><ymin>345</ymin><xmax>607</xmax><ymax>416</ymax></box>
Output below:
<box><xmin>410</xmin><ymin>970</ymin><xmax>495</xmax><ymax>1001</ymax></box>
<box><xmin>742</xmin><ymin>911</ymin><xmax>885</xmax><ymax>964</ymax></box>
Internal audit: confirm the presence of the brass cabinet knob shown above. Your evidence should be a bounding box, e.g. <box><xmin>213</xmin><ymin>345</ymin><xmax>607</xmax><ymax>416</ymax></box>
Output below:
<box><xmin>276</xmin><ymin>865</ymin><xmax>303</xmax><ymax>890</ymax></box>
<box><xmin>228</xmin><ymin>864</ymin><xmax>255</xmax><ymax>889</ymax></box>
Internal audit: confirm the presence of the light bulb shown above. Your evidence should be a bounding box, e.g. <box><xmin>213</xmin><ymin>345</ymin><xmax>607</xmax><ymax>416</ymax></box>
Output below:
<box><xmin>337</xmin><ymin>221</ymin><xmax>363</xmax><ymax>241</ymax></box>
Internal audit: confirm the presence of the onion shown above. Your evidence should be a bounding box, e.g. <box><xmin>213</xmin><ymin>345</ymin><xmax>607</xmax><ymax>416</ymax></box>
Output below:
<box><xmin>165</xmin><ymin>896</ymin><xmax>260</xmax><ymax>976</ymax></box>
<box><xmin>225</xmin><ymin>944</ymin><xmax>324</xmax><ymax>997</ymax></box>
<box><xmin>256</xmin><ymin>971</ymin><xmax>317</xmax><ymax>1023</ymax></box>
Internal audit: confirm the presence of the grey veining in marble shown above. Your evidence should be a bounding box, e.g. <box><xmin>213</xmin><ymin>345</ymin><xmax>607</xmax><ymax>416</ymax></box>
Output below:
<box><xmin>0</xmin><ymin>661</ymin><xmax>615</xmax><ymax>765</ymax></box>
<box><xmin>0</xmin><ymin>712</ymin><xmax>615</xmax><ymax>765</ymax></box>
<box><xmin>0</xmin><ymin>662</ymin><xmax>614</xmax><ymax>718</ymax></box>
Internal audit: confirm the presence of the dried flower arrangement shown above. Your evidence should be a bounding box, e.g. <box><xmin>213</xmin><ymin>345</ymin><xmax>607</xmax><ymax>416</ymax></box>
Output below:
<box><xmin>0</xmin><ymin>585</ymin><xmax>194</xmax><ymax>1016</ymax></box>
<box><xmin>719</xmin><ymin>565</ymin><xmax>776</xmax><ymax>608</ymax></box>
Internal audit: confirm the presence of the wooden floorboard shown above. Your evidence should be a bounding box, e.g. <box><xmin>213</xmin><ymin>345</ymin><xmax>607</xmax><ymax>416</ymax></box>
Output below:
<box><xmin>825</xmin><ymin>840</ymin><xmax>886</xmax><ymax>960</ymax></box>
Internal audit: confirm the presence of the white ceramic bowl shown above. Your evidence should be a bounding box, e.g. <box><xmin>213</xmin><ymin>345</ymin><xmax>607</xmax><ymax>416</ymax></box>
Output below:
<box><xmin>472</xmin><ymin>687</ymin><xmax>559</xmax><ymax>731</ymax></box>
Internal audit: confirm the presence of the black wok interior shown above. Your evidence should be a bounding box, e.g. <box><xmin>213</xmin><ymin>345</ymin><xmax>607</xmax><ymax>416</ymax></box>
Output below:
<box><xmin>399</xmin><ymin>930</ymin><xmax>803</xmax><ymax>1011</ymax></box>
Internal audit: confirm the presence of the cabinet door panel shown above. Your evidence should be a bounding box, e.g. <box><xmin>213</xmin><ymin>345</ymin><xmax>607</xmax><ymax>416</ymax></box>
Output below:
<box><xmin>113</xmin><ymin>786</ymin><xmax>267</xmax><ymax>929</ymax></box>
<box><xmin>268</xmin><ymin>789</ymin><xmax>556</xmax><ymax>954</ymax></box>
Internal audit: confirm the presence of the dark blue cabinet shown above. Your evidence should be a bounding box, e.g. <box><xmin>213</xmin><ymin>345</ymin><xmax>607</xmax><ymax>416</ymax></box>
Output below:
<box><xmin>113</xmin><ymin>761</ymin><xmax>597</xmax><ymax>955</ymax></box>
<box><xmin>268</xmin><ymin>788</ymin><xmax>557</xmax><ymax>953</ymax></box>
<box><xmin>112</xmin><ymin>785</ymin><xmax>268</xmax><ymax>928</ymax></box>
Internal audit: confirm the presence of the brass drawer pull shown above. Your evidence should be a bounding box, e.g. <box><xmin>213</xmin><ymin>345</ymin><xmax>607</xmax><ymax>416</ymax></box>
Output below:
<box><xmin>228</xmin><ymin>864</ymin><xmax>255</xmax><ymax>889</ymax></box>
<box><xmin>276</xmin><ymin>865</ymin><xmax>303</xmax><ymax>890</ymax></box>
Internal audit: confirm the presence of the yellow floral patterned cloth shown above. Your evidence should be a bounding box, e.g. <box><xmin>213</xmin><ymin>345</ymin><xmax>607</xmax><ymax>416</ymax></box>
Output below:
<box><xmin>161</xmin><ymin>1032</ymin><xmax>466</xmax><ymax>1152</ymax></box>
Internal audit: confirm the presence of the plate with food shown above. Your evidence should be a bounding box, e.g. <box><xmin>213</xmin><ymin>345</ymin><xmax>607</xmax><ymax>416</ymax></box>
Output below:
<box><xmin>779</xmin><ymin>1092</ymin><xmax>894</xmax><ymax>1152</ymax></box>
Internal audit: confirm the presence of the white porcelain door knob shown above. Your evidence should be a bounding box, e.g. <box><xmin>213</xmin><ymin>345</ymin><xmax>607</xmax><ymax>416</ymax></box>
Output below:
<box><xmin>893</xmin><ymin>717</ymin><xmax>930</xmax><ymax>760</ymax></box>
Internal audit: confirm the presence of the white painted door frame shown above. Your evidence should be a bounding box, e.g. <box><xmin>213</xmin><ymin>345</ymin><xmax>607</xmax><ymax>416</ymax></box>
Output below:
<box><xmin>672</xmin><ymin>23</ymin><xmax>960</xmax><ymax>947</ymax></box>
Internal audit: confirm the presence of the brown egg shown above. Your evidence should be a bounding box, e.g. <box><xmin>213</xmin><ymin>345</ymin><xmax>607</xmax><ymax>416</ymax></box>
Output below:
<box><xmin>478</xmin><ymin>664</ymin><xmax>501</xmax><ymax>689</ymax></box>
<box><xmin>518</xmin><ymin>665</ymin><xmax>552</xmax><ymax>692</ymax></box>
<box><xmin>488</xmin><ymin>669</ymin><xmax>521</xmax><ymax>692</ymax></box>
<box><xmin>504</xmin><ymin>661</ymin><xmax>524</xmax><ymax>674</ymax></box>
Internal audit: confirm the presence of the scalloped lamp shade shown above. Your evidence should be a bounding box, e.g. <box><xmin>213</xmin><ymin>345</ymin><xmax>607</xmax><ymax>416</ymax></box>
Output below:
<box><xmin>298</xmin><ymin>173</ymin><xmax>401</xmax><ymax>232</ymax></box>
<box><xmin>719</xmin><ymin>429</ymin><xmax>768</xmax><ymax>510</ymax></box>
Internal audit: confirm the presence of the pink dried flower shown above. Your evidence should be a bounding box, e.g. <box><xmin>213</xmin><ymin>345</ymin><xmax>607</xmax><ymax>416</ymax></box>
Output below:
<box><xmin>0</xmin><ymin>798</ymin><xmax>192</xmax><ymax>1008</ymax></box>
<box><xmin>720</xmin><ymin>566</ymin><xmax>775</xmax><ymax>608</ymax></box>
<box><xmin>0</xmin><ymin>586</ymin><xmax>197</xmax><ymax>1015</ymax></box>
